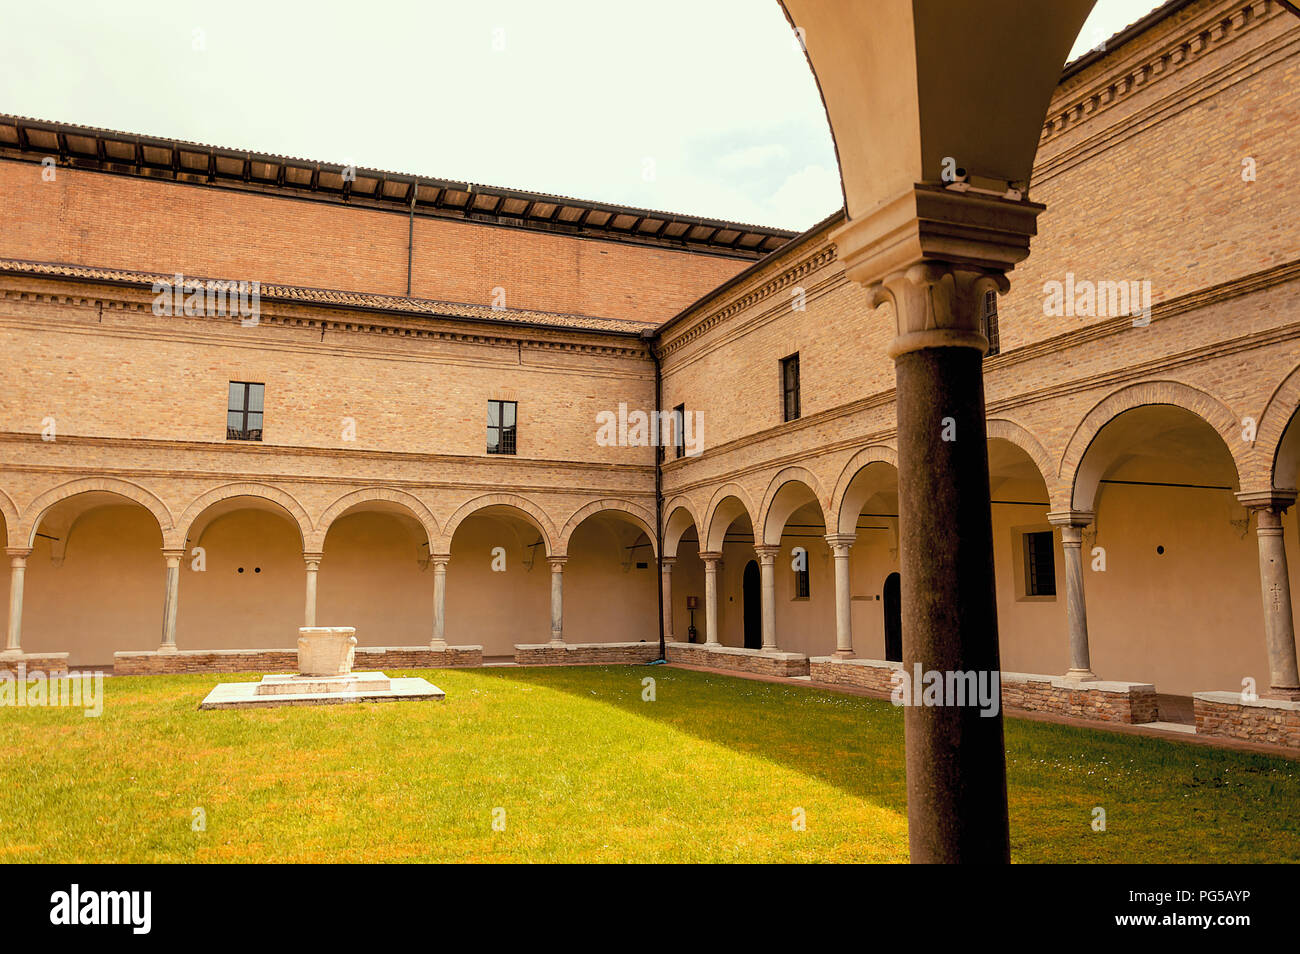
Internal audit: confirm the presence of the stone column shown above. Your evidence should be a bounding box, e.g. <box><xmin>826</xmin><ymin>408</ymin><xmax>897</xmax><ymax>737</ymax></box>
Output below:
<box><xmin>700</xmin><ymin>551</ymin><xmax>722</xmax><ymax>646</ymax></box>
<box><xmin>548</xmin><ymin>556</ymin><xmax>567</xmax><ymax>645</ymax></box>
<box><xmin>1238</xmin><ymin>492</ymin><xmax>1300</xmax><ymax>699</ymax></box>
<box><xmin>825</xmin><ymin>533</ymin><xmax>856</xmax><ymax>657</ymax></box>
<box><xmin>755</xmin><ymin>545</ymin><xmax>780</xmax><ymax>652</ymax></box>
<box><xmin>3</xmin><ymin>547</ymin><xmax>31</xmax><ymax>655</ymax></box>
<box><xmin>660</xmin><ymin>557</ymin><xmax>676</xmax><ymax>642</ymax></box>
<box><xmin>303</xmin><ymin>552</ymin><xmax>323</xmax><ymax>628</ymax></box>
<box><xmin>867</xmin><ymin>260</ymin><xmax>1014</xmax><ymax>864</ymax></box>
<box><xmin>430</xmin><ymin>554</ymin><xmax>450</xmax><ymax>650</ymax></box>
<box><xmin>159</xmin><ymin>548</ymin><xmax>185</xmax><ymax>653</ymax></box>
<box><xmin>1047</xmin><ymin>511</ymin><xmax>1096</xmax><ymax>681</ymax></box>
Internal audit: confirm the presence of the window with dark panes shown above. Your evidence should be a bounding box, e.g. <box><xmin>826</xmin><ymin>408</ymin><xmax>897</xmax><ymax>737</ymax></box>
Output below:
<box><xmin>1024</xmin><ymin>530</ymin><xmax>1056</xmax><ymax>597</ymax></box>
<box><xmin>227</xmin><ymin>382</ymin><xmax>264</xmax><ymax>441</ymax></box>
<box><xmin>673</xmin><ymin>403</ymin><xmax>686</xmax><ymax>459</ymax></box>
<box><xmin>794</xmin><ymin>563</ymin><xmax>811</xmax><ymax>600</ymax></box>
<box><xmin>982</xmin><ymin>288</ymin><xmax>1001</xmax><ymax>357</ymax></box>
<box><xmin>487</xmin><ymin>400</ymin><xmax>517</xmax><ymax>455</ymax></box>
<box><xmin>781</xmin><ymin>353</ymin><xmax>800</xmax><ymax>422</ymax></box>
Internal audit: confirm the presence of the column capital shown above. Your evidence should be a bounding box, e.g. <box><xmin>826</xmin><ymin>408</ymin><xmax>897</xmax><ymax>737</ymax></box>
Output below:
<box><xmin>754</xmin><ymin>545</ymin><xmax>781</xmax><ymax>565</ymax></box>
<box><xmin>303</xmin><ymin>551</ymin><xmax>324</xmax><ymax>564</ymax></box>
<box><xmin>1046</xmin><ymin>510</ymin><xmax>1095</xmax><ymax>529</ymax></box>
<box><xmin>547</xmin><ymin>555</ymin><xmax>568</xmax><ymax>570</ymax></box>
<box><xmin>429</xmin><ymin>553</ymin><xmax>452</xmax><ymax>569</ymax></box>
<box><xmin>659</xmin><ymin>556</ymin><xmax>676</xmax><ymax>569</ymax></box>
<box><xmin>824</xmin><ymin>533</ymin><xmax>857</xmax><ymax>549</ymax></box>
<box><xmin>5</xmin><ymin>547</ymin><xmax>32</xmax><ymax>561</ymax></box>
<box><xmin>699</xmin><ymin>551</ymin><xmax>723</xmax><ymax>564</ymax></box>
<box><xmin>1236</xmin><ymin>490</ymin><xmax>1296</xmax><ymax>514</ymax></box>
<box><xmin>162</xmin><ymin>547</ymin><xmax>187</xmax><ymax>562</ymax></box>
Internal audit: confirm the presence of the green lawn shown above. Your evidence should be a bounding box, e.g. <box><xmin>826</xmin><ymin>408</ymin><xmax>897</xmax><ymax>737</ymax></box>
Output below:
<box><xmin>1</xmin><ymin>665</ymin><xmax>1296</xmax><ymax>863</ymax></box>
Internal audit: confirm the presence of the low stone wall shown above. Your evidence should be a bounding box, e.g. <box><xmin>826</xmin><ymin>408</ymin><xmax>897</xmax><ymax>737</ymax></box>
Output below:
<box><xmin>513</xmin><ymin>642</ymin><xmax>662</xmax><ymax>666</ymax></box>
<box><xmin>1001</xmin><ymin>672</ymin><xmax>1159</xmax><ymax>724</ymax></box>
<box><xmin>809</xmin><ymin>656</ymin><xmax>1157</xmax><ymax>724</ymax></box>
<box><xmin>113</xmin><ymin>645</ymin><xmax>482</xmax><ymax>675</ymax></box>
<box><xmin>0</xmin><ymin>653</ymin><xmax>70</xmax><ymax>675</ymax></box>
<box><xmin>1194</xmin><ymin>691</ymin><xmax>1300</xmax><ymax>747</ymax></box>
<box><xmin>667</xmin><ymin>642</ymin><xmax>810</xmax><ymax>677</ymax></box>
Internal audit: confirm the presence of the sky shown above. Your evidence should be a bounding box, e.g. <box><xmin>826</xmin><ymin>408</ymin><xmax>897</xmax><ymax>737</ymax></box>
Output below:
<box><xmin>0</xmin><ymin>1</ymin><xmax>1164</xmax><ymax>231</ymax></box>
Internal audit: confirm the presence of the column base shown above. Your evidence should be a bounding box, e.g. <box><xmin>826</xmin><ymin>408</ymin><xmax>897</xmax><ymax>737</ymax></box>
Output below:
<box><xmin>429</xmin><ymin>639</ymin><xmax>448</xmax><ymax>651</ymax></box>
<box><xmin>0</xmin><ymin>647</ymin><xmax>23</xmax><ymax>658</ymax></box>
<box><xmin>157</xmin><ymin>643</ymin><xmax>178</xmax><ymax>654</ymax></box>
<box><xmin>1062</xmin><ymin>668</ymin><xmax>1098</xmax><ymax>683</ymax></box>
<box><xmin>832</xmin><ymin>649</ymin><xmax>856</xmax><ymax>659</ymax></box>
<box><xmin>548</xmin><ymin>638</ymin><xmax>565</xmax><ymax>647</ymax></box>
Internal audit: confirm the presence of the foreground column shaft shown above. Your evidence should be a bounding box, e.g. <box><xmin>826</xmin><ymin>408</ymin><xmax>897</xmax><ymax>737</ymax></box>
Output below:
<box><xmin>661</xmin><ymin>557</ymin><xmax>676</xmax><ymax>642</ymax></box>
<box><xmin>303</xmin><ymin>553</ymin><xmax>322</xmax><ymax>628</ymax></box>
<box><xmin>1047</xmin><ymin>514</ymin><xmax>1096</xmax><ymax>680</ymax></box>
<box><xmin>826</xmin><ymin>535</ymin><xmax>855</xmax><ymax>656</ymax></box>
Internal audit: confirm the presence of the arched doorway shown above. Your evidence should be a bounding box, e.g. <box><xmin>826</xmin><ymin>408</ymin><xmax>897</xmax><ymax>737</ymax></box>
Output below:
<box><xmin>743</xmin><ymin>560</ymin><xmax>761</xmax><ymax>649</ymax></box>
<box><xmin>883</xmin><ymin>571</ymin><xmax>901</xmax><ymax>663</ymax></box>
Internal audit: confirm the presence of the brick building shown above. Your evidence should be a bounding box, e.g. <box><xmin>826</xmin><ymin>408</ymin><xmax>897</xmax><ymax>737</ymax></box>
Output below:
<box><xmin>1</xmin><ymin>0</ymin><xmax>1297</xmax><ymax>742</ymax></box>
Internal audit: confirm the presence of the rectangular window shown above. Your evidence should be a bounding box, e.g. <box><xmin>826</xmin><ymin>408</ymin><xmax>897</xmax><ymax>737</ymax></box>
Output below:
<box><xmin>982</xmin><ymin>289</ymin><xmax>1001</xmax><ymax>357</ymax></box>
<box><xmin>673</xmin><ymin>403</ymin><xmax>686</xmax><ymax>459</ymax></box>
<box><xmin>794</xmin><ymin>564</ymin><xmax>811</xmax><ymax>600</ymax></box>
<box><xmin>781</xmin><ymin>353</ymin><xmax>800</xmax><ymax>422</ymax></box>
<box><xmin>1023</xmin><ymin>530</ymin><xmax>1056</xmax><ymax>597</ymax></box>
<box><xmin>226</xmin><ymin>381</ymin><xmax>264</xmax><ymax>441</ymax></box>
<box><xmin>487</xmin><ymin>399</ymin><xmax>517</xmax><ymax>455</ymax></box>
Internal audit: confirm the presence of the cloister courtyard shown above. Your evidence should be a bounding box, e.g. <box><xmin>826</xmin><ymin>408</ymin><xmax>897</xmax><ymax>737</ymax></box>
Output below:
<box><xmin>1</xmin><ymin>664</ymin><xmax>1296</xmax><ymax>864</ymax></box>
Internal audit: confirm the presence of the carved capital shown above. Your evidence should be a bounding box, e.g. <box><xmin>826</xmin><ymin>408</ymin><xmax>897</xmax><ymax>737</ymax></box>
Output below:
<box><xmin>869</xmin><ymin>262</ymin><xmax>1007</xmax><ymax>359</ymax></box>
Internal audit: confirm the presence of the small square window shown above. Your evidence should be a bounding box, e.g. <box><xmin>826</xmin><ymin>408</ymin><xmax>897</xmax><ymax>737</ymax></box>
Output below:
<box><xmin>227</xmin><ymin>382</ymin><xmax>264</xmax><ymax>441</ymax></box>
<box><xmin>487</xmin><ymin>400</ymin><xmax>517</xmax><ymax>455</ymax></box>
<box><xmin>781</xmin><ymin>353</ymin><xmax>800</xmax><ymax>423</ymax></box>
<box><xmin>1023</xmin><ymin>530</ymin><xmax>1056</xmax><ymax>597</ymax></box>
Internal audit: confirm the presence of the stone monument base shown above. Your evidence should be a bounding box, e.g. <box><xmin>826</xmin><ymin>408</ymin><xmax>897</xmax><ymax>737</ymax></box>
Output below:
<box><xmin>199</xmin><ymin>671</ymin><xmax>444</xmax><ymax>710</ymax></box>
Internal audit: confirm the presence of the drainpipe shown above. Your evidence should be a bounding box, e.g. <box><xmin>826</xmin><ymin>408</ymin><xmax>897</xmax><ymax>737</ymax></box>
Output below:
<box><xmin>642</xmin><ymin>328</ymin><xmax>666</xmax><ymax>663</ymax></box>
<box><xmin>406</xmin><ymin>181</ymin><xmax>416</xmax><ymax>296</ymax></box>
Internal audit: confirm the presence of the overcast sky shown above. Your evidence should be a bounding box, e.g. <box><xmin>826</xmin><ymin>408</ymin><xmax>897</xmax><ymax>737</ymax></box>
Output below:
<box><xmin>0</xmin><ymin>0</ymin><xmax>1163</xmax><ymax>231</ymax></box>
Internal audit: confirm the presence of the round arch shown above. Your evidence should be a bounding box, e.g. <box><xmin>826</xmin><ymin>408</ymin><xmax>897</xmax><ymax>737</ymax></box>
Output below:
<box><xmin>663</xmin><ymin>498</ymin><xmax>701</xmax><ymax>558</ymax></box>
<box><xmin>702</xmin><ymin>483</ymin><xmax>757</xmax><ymax>553</ymax></box>
<box><xmin>20</xmin><ymin>477</ymin><xmax>173</xmax><ymax>547</ymax></box>
<box><xmin>175</xmin><ymin>482</ymin><xmax>313</xmax><ymax>549</ymax></box>
<box><xmin>558</xmin><ymin>499</ymin><xmax>657</xmax><ymax>557</ymax></box>
<box><xmin>438</xmin><ymin>492</ymin><xmax>556</xmax><ymax>556</ymax></box>
<box><xmin>1060</xmin><ymin>381</ymin><xmax>1244</xmax><ymax>511</ymax></box>
<box><xmin>986</xmin><ymin>418</ymin><xmax>1056</xmax><ymax>501</ymax></box>
<box><xmin>0</xmin><ymin>488</ymin><xmax>20</xmax><ymax>547</ymax></box>
<box><xmin>314</xmin><ymin>487</ymin><xmax>439</xmax><ymax>552</ymax></box>
<box><xmin>758</xmin><ymin>466</ymin><xmax>829</xmax><ymax>546</ymax></box>
<box><xmin>1254</xmin><ymin>361</ymin><xmax>1300</xmax><ymax>492</ymax></box>
<box><xmin>830</xmin><ymin>444</ymin><xmax>899</xmax><ymax>536</ymax></box>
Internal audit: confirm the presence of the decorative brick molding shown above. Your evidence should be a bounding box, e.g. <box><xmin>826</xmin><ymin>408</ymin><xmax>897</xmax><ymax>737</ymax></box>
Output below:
<box><xmin>667</xmin><ymin>642</ymin><xmax>810</xmax><ymax>677</ymax></box>
<box><xmin>113</xmin><ymin>645</ymin><xmax>482</xmax><ymax>675</ymax></box>
<box><xmin>809</xmin><ymin>657</ymin><xmax>1158</xmax><ymax>724</ymax></box>
<box><xmin>0</xmin><ymin>653</ymin><xmax>70</xmax><ymax>675</ymax></box>
<box><xmin>513</xmin><ymin>641</ymin><xmax>662</xmax><ymax>665</ymax></box>
<box><xmin>1194</xmin><ymin>691</ymin><xmax>1300</xmax><ymax>747</ymax></box>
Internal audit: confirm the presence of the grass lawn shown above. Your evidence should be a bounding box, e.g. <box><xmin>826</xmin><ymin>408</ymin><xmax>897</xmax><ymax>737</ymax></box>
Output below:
<box><xmin>1</xmin><ymin>664</ymin><xmax>1296</xmax><ymax>863</ymax></box>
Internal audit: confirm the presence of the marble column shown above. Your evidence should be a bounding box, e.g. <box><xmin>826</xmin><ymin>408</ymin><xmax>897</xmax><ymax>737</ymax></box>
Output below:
<box><xmin>660</xmin><ymin>557</ymin><xmax>676</xmax><ymax>642</ymax></box>
<box><xmin>700</xmin><ymin>551</ymin><xmax>722</xmax><ymax>646</ymax></box>
<box><xmin>3</xmin><ymin>547</ymin><xmax>31</xmax><ymax>655</ymax></box>
<box><xmin>303</xmin><ymin>552</ymin><xmax>322</xmax><ymax>628</ymax></box>
<box><xmin>159</xmin><ymin>548</ymin><xmax>184</xmax><ymax>653</ymax></box>
<box><xmin>1047</xmin><ymin>511</ymin><xmax>1096</xmax><ymax>681</ymax></box>
<box><xmin>1237</xmin><ymin>492</ymin><xmax>1300</xmax><ymax>699</ymax></box>
<box><xmin>825</xmin><ymin>533</ymin><xmax>856</xmax><ymax>657</ymax></box>
<box><xmin>430</xmin><ymin>554</ymin><xmax>450</xmax><ymax>649</ymax></box>
<box><xmin>755</xmin><ymin>545</ymin><xmax>780</xmax><ymax>652</ymax></box>
<box><xmin>548</xmin><ymin>556</ymin><xmax>567</xmax><ymax>645</ymax></box>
